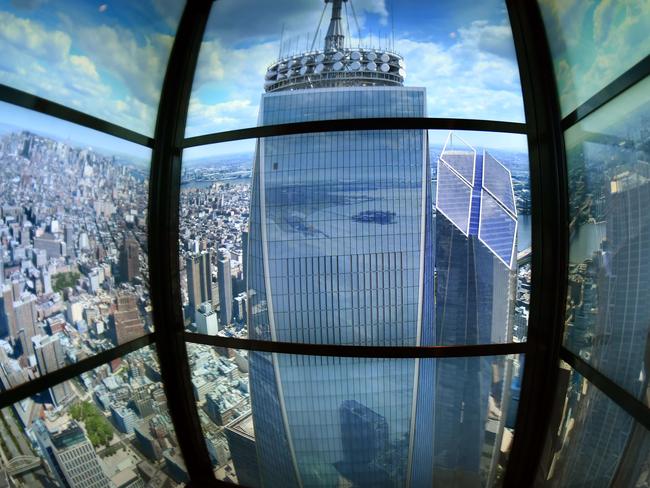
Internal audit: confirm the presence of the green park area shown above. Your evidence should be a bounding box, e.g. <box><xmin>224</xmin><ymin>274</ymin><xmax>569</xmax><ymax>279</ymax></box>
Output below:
<box><xmin>70</xmin><ymin>401</ymin><xmax>114</xmax><ymax>448</ymax></box>
<box><xmin>52</xmin><ymin>271</ymin><xmax>80</xmax><ymax>293</ymax></box>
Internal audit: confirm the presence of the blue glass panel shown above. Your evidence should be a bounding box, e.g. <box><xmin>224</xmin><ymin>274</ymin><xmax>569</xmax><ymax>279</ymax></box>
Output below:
<box><xmin>483</xmin><ymin>150</ymin><xmax>517</xmax><ymax>216</ymax></box>
<box><xmin>436</xmin><ymin>160</ymin><xmax>472</xmax><ymax>235</ymax></box>
<box><xmin>479</xmin><ymin>191</ymin><xmax>517</xmax><ymax>268</ymax></box>
<box><xmin>441</xmin><ymin>151</ymin><xmax>475</xmax><ymax>185</ymax></box>
<box><xmin>187</xmin><ymin>343</ymin><xmax>520</xmax><ymax>487</ymax></box>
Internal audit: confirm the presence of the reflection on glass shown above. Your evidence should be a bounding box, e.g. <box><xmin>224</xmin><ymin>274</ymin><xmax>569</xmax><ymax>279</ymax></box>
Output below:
<box><xmin>0</xmin><ymin>347</ymin><xmax>186</xmax><ymax>487</ymax></box>
<box><xmin>0</xmin><ymin>103</ymin><xmax>152</xmax><ymax>392</ymax></box>
<box><xmin>179</xmin><ymin>129</ymin><xmax>531</xmax><ymax>344</ymax></box>
<box><xmin>0</xmin><ymin>0</ymin><xmax>185</xmax><ymax>135</ymax></box>
<box><xmin>186</xmin><ymin>0</ymin><xmax>524</xmax><ymax>136</ymax></box>
<box><xmin>187</xmin><ymin>343</ymin><xmax>521</xmax><ymax>487</ymax></box>
<box><xmin>538</xmin><ymin>362</ymin><xmax>650</xmax><ymax>486</ymax></box>
<box><xmin>564</xmin><ymin>78</ymin><xmax>650</xmax><ymax>403</ymax></box>
<box><xmin>538</xmin><ymin>0</ymin><xmax>650</xmax><ymax>116</ymax></box>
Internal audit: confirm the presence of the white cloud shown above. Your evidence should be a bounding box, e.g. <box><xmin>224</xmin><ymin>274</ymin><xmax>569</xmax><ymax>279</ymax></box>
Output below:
<box><xmin>0</xmin><ymin>9</ymin><xmax>179</xmax><ymax>135</ymax></box>
<box><xmin>186</xmin><ymin>16</ymin><xmax>525</xmax><ymax>137</ymax></box>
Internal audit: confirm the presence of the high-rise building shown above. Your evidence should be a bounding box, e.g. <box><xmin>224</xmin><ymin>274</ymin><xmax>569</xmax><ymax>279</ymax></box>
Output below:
<box><xmin>65</xmin><ymin>224</ymin><xmax>75</xmax><ymax>257</ymax></box>
<box><xmin>217</xmin><ymin>249</ymin><xmax>232</xmax><ymax>326</ymax></box>
<box><xmin>33</xmin><ymin>334</ymin><xmax>71</xmax><ymax>406</ymax></box>
<box><xmin>186</xmin><ymin>251</ymin><xmax>212</xmax><ymax>315</ymax></box>
<box><xmin>246</xmin><ymin>2</ymin><xmax>434</xmax><ymax>486</ymax></box>
<box><xmin>33</xmin><ymin>419</ymin><xmax>111</xmax><ymax>488</ymax></box>
<box><xmin>34</xmin><ymin>233</ymin><xmax>65</xmax><ymax>259</ymax></box>
<box><xmin>119</xmin><ymin>235</ymin><xmax>140</xmax><ymax>283</ymax></box>
<box><xmin>0</xmin><ymin>284</ymin><xmax>15</xmax><ymax>338</ymax></box>
<box><xmin>241</xmin><ymin>229</ymin><xmax>249</xmax><ymax>280</ymax></box>
<box><xmin>556</xmin><ymin>167</ymin><xmax>650</xmax><ymax>484</ymax></box>
<box><xmin>196</xmin><ymin>301</ymin><xmax>219</xmax><ymax>335</ymax></box>
<box><xmin>225</xmin><ymin>412</ymin><xmax>261</xmax><ymax>488</ymax></box>
<box><xmin>110</xmin><ymin>292</ymin><xmax>145</xmax><ymax>345</ymax></box>
<box><xmin>434</xmin><ymin>134</ymin><xmax>518</xmax><ymax>483</ymax></box>
<box><xmin>14</xmin><ymin>295</ymin><xmax>38</xmax><ymax>357</ymax></box>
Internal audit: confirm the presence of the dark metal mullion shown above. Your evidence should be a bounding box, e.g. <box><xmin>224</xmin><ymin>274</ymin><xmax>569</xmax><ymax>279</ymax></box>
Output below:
<box><xmin>0</xmin><ymin>334</ymin><xmax>154</xmax><ymax>409</ymax></box>
<box><xmin>147</xmin><ymin>1</ymin><xmax>215</xmax><ymax>486</ymax></box>
<box><xmin>184</xmin><ymin>332</ymin><xmax>528</xmax><ymax>358</ymax></box>
<box><xmin>560</xmin><ymin>347</ymin><xmax>650</xmax><ymax>430</ymax></box>
<box><xmin>561</xmin><ymin>54</ymin><xmax>650</xmax><ymax>130</ymax></box>
<box><xmin>182</xmin><ymin>117</ymin><xmax>527</xmax><ymax>147</ymax></box>
<box><xmin>503</xmin><ymin>1</ymin><xmax>569</xmax><ymax>487</ymax></box>
<box><xmin>0</xmin><ymin>84</ymin><xmax>154</xmax><ymax>148</ymax></box>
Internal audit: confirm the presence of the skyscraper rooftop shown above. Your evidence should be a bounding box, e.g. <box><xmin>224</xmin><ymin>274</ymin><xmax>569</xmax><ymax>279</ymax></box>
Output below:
<box><xmin>264</xmin><ymin>0</ymin><xmax>405</xmax><ymax>92</ymax></box>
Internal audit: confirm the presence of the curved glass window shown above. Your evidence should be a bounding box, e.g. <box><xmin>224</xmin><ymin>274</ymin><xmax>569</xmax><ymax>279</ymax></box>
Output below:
<box><xmin>0</xmin><ymin>103</ymin><xmax>151</xmax><ymax>391</ymax></box>
<box><xmin>187</xmin><ymin>342</ymin><xmax>521</xmax><ymax>487</ymax></box>
<box><xmin>185</xmin><ymin>0</ymin><xmax>524</xmax><ymax>137</ymax></box>
<box><xmin>1</xmin><ymin>346</ymin><xmax>187</xmax><ymax>487</ymax></box>
<box><xmin>564</xmin><ymin>77</ymin><xmax>650</xmax><ymax>404</ymax></box>
<box><xmin>179</xmin><ymin>129</ymin><xmax>530</xmax><ymax>345</ymax></box>
<box><xmin>538</xmin><ymin>0</ymin><xmax>650</xmax><ymax>116</ymax></box>
<box><xmin>0</xmin><ymin>0</ymin><xmax>185</xmax><ymax>135</ymax></box>
<box><xmin>537</xmin><ymin>363</ymin><xmax>650</xmax><ymax>487</ymax></box>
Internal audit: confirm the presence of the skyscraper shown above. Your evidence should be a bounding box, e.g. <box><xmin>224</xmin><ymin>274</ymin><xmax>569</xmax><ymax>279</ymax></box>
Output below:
<box><xmin>556</xmin><ymin>164</ymin><xmax>650</xmax><ymax>484</ymax></box>
<box><xmin>434</xmin><ymin>133</ymin><xmax>518</xmax><ymax>483</ymax></box>
<box><xmin>225</xmin><ymin>412</ymin><xmax>261</xmax><ymax>488</ymax></box>
<box><xmin>110</xmin><ymin>292</ymin><xmax>145</xmax><ymax>345</ymax></box>
<box><xmin>65</xmin><ymin>224</ymin><xmax>75</xmax><ymax>258</ymax></box>
<box><xmin>0</xmin><ymin>284</ymin><xmax>14</xmax><ymax>338</ymax></box>
<box><xmin>217</xmin><ymin>249</ymin><xmax>233</xmax><ymax>327</ymax></box>
<box><xmin>186</xmin><ymin>250</ymin><xmax>213</xmax><ymax>316</ymax></box>
<box><xmin>14</xmin><ymin>295</ymin><xmax>38</xmax><ymax>357</ymax></box>
<box><xmin>196</xmin><ymin>301</ymin><xmax>219</xmax><ymax>335</ymax></box>
<box><xmin>246</xmin><ymin>2</ymin><xmax>434</xmax><ymax>485</ymax></box>
<box><xmin>33</xmin><ymin>334</ymin><xmax>71</xmax><ymax>406</ymax></box>
<box><xmin>33</xmin><ymin>419</ymin><xmax>111</xmax><ymax>488</ymax></box>
<box><xmin>119</xmin><ymin>235</ymin><xmax>140</xmax><ymax>283</ymax></box>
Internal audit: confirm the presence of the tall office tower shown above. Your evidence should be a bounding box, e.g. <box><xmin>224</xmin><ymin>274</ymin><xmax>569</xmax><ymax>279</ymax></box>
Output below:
<box><xmin>241</xmin><ymin>229</ymin><xmax>249</xmax><ymax>280</ymax></box>
<box><xmin>557</xmin><ymin>166</ymin><xmax>650</xmax><ymax>484</ymax></box>
<box><xmin>246</xmin><ymin>2</ymin><xmax>434</xmax><ymax>486</ymax></box>
<box><xmin>217</xmin><ymin>249</ymin><xmax>233</xmax><ymax>326</ymax></box>
<box><xmin>110</xmin><ymin>292</ymin><xmax>145</xmax><ymax>345</ymax></box>
<box><xmin>33</xmin><ymin>334</ymin><xmax>71</xmax><ymax>405</ymax></box>
<box><xmin>34</xmin><ymin>233</ymin><xmax>65</xmax><ymax>259</ymax></box>
<box><xmin>0</xmin><ymin>258</ymin><xmax>4</xmax><ymax>285</ymax></box>
<box><xmin>0</xmin><ymin>284</ymin><xmax>14</xmax><ymax>338</ymax></box>
<box><xmin>65</xmin><ymin>224</ymin><xmax>75</xmax><ymax>257</ymax></box>
<box><xmin>434</xmin><ymin>134</ymin><xmax>518</xmax><ymax>484</ymax></box>
<box><xmin>226</xmin><ymin>412</ymin><xmax>261</xmax><ymax>488</ymax></box>
<box><xmin>186</xmin><ymin>250</ymin><xmax>213</xmax><ymax>315</ymax></box>
<box><xmin>119</xmin><ymin>235</ymin><xmax>140</xmax><ymax>283</ymax></box>
<box><xmin>196</xmin><ymin>301</ymin><xmax>219</xmax><ymax>335</ymax></box>
<box><xmin>33</xmin><ymin>419</ymin><xmax>110</xmax><ymax>488</ymax></box>
<box><xmin>14</xmin><ymin>295</ymin><xmax>39</xmax><ymax>357</ymax></box>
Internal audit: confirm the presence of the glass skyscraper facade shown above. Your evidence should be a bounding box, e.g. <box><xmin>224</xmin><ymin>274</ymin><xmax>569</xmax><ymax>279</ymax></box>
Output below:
<box><xmin>434</xmin><ymin>135</ymin><xmax>518</xmax><ymax>485</ymax></box>
<box><xmin>247</xmin><ymin>86</ymin><xmax>435</xmax><ymax>487</ymax></box>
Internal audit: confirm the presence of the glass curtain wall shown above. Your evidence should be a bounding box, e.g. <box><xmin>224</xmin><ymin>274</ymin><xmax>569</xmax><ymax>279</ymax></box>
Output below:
<box><xmin>536</xmin><ymin>0</ymin><xmax>650</xmax><ymax>486</ymax></box>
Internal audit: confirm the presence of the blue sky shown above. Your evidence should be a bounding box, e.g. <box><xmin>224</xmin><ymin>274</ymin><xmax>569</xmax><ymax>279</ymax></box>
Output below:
<box><xmin>0</xmin><ymin>0</ymin><xmax>530</xmax><ymax>158</ymax></box>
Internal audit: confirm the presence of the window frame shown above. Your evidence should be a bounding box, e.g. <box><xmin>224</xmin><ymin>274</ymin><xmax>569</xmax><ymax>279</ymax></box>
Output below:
<box><xmin>0</xmin><ymin>0</ymin><xmax>646</xmax><ymax>487</ymax></box>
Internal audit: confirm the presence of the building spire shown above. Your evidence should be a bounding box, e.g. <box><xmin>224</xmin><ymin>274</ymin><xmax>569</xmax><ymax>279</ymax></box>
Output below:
<box><xmin>324</xmin><ymin>0</ymin><xmax>347</xmax><ymax>51</ymax></box>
